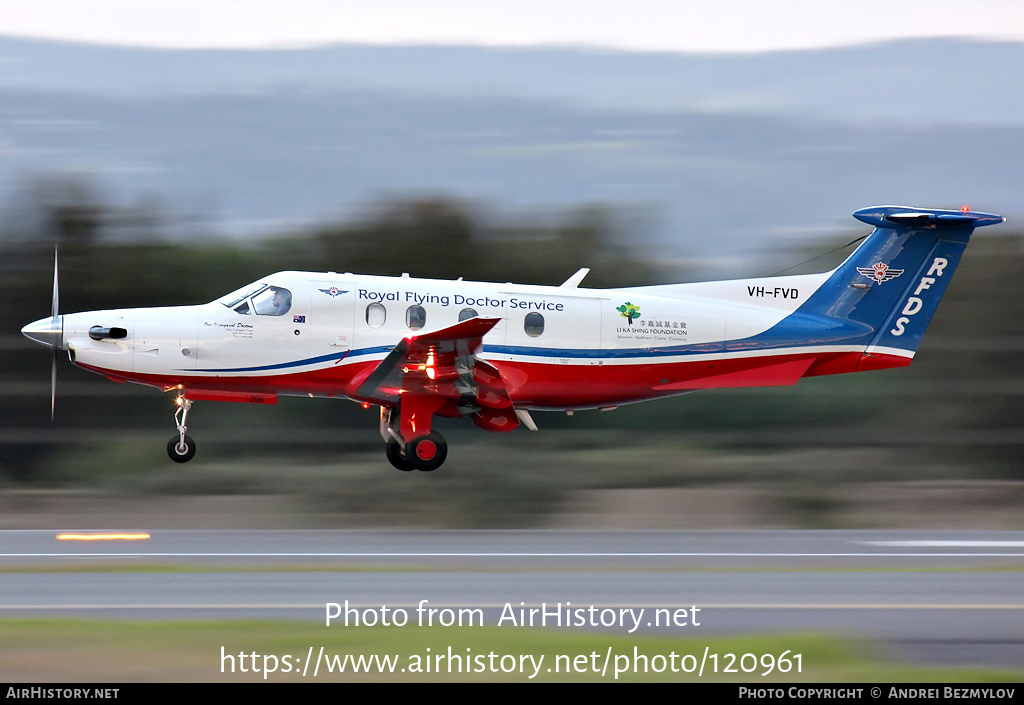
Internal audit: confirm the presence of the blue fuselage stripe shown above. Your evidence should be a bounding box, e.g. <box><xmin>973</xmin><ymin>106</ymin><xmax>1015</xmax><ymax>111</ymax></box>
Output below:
<box><xmin>189</xmin><ymin>330</ymin><xmax>880</xmax><ymax>374</ymax></box>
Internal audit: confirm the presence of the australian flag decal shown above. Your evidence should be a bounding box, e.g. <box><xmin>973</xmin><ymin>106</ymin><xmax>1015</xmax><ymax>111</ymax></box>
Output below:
<box><xmin>293</xmin><ymin>315</ymin><xmax>306</xmax><ymax>323</ymax></box>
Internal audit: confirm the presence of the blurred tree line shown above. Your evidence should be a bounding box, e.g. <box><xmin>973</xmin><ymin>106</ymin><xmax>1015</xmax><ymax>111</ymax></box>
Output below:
<box><xmin>0</xmin><ymin>176</ymin><xmax>653</xmax><ymax>319</ymax></box>
<box><xmin>0</xmin><ymin>176</ymin><xmax>1021</xmax><ymax>528</ymax></box>
<box><xmin>0</xmin><ymin>175</ymin><xmax>655</xmax><ymax>479</ymax></box>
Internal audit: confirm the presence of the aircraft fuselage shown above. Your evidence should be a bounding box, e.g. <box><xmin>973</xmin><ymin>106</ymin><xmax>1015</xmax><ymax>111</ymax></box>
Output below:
<box><xmin>57</xmin><ymin>268</ymin><xmax>877</xmax><ymax>410</ymax></box>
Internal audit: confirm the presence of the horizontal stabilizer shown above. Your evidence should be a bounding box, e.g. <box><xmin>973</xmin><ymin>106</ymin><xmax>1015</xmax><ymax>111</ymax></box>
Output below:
<box><xmin>853</xmin><ymin>206</ymin><xmax>1004</xmax><ymax>230</ymax></box>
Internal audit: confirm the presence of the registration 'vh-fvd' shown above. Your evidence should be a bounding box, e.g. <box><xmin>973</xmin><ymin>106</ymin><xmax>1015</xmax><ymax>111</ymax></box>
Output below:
<box><xmin>21</xmin><ymin>205</ymin><xmax>1004</xmax><ymax>471</ymax></box>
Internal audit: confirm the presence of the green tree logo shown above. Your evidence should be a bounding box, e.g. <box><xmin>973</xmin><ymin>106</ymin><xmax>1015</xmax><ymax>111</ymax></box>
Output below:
<box><xmin>617</xmin><ymin>301</ymin><xmax>641</xmax><ymax>325</ymax></box>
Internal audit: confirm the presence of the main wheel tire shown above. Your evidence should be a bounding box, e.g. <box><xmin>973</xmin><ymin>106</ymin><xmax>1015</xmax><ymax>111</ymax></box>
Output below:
<box><xmin>167</xmin><ymin>434</ymin><xmax>196</xmax><ymax>463</ymax></box>
<box><xmin>385</xmin><ymin>440</ymin><xmax>415</xmax><ymax>471</ymax></box>
<box><xmin>406</xmin><ymin>432</ymin><xmax>447</xmax><ymax>472</ymax></box>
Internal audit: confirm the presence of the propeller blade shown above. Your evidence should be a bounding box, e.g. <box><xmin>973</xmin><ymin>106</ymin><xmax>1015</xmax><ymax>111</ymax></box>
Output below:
<box><xmin>21</xmin><ymin>247</ymin><xmax>64</xmax><ymax>419</ymax></box>
<box><xmin>51</xmin><ymin>348</ymin><xmax>57</xmax><ymax>421</ymax></box>
<box><xmin>51</xmin><ymin>246</ymin><xmax>59</xmax><ymax>322</ymax></box>
<box><xmin>50</xmin><ymin>246</ymin><xmax>58</xmax><ymax>420</ymax></box>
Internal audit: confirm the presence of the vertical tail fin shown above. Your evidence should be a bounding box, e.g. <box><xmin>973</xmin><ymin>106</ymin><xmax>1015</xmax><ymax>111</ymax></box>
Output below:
<box><xmin>797</xmin><ymin>205</ymin><xmax>1004</xmax><ymax>360</ymax></box>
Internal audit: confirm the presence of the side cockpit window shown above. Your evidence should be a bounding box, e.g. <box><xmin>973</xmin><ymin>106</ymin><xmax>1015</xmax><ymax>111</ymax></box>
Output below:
<box><xmin>253</xmin><ymin>286</ymin><xmax>292</xmax><ymax>316</ymax></box>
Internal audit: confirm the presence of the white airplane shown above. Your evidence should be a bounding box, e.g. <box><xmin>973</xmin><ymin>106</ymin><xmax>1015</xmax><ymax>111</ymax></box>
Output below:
<box><xmin>22</xmin><ymin>205</ymin><xmax>1004</xmax><ymax>471</ymax></box>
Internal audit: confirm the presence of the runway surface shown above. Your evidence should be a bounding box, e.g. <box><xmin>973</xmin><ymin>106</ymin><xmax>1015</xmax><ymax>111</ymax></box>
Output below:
<box><xmin>2</xmin><ymin>529</ymin><xmax>1023</xmax><ymax>668</ymax></box>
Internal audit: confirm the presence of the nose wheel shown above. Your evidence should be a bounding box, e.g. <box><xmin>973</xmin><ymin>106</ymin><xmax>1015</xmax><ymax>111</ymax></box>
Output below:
<box><xmin>167</xmin><ymin>434</ymin><xmax>197</xmax><ymax>463</ymax></box>
<box><xmin>167</xmin><ymin>395</ymin><xmax>197</xmax><ymax>463</ymax></box>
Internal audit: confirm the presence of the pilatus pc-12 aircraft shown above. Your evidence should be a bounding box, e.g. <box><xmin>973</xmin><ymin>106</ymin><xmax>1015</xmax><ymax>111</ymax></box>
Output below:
<box><xmin>22</xmin><ymin>205</ymin><xmax>1004</xmax><ymax>471</ymax></box>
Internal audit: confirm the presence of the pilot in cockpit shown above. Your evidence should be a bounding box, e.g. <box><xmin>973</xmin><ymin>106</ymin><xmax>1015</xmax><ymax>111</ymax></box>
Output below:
<box><xmin>271</xmin><ymin>287</ymin><xmax>292</xmax><ymax>315</ymax></box>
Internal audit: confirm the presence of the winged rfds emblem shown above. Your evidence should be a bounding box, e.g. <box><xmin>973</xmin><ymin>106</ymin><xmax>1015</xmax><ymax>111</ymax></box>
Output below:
<box><xmin>856</xmin><ymin>262</ymin><xmax>904</xmax><ymax>284</ymax></box>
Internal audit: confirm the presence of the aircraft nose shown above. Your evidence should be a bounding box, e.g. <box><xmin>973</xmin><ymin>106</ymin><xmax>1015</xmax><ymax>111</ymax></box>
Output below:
<box><xmin>21</xmin><ymin>316</ymin><xmax>63</xmax><ymax>349</ymax></box>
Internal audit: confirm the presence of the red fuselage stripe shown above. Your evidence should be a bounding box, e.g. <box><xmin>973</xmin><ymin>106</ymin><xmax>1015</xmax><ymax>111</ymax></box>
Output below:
<box><xmin>76</xmin><ymin>349</ymin><xmax>911</xmax><ymax>408</ymax></box>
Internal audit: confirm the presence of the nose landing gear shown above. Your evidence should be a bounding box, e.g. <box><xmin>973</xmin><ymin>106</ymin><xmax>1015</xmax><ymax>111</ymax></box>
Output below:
<box><xmin>167</xmin><ymin>395</ymin><xmax>197</xmax><ymax>463</ymax></box>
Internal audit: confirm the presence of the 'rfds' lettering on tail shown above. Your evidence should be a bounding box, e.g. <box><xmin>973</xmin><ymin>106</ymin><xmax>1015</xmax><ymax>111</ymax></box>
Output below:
<box><xmin>890</xmin><ymin>257</ymin><xmax>948</xmax><ymax>336</ymax></box>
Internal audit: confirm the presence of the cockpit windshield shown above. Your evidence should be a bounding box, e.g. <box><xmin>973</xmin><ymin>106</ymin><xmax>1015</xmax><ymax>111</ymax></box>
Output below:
<box><xmin>216</xmin><ymin>281</ymin><xmax>293</xmax><ymax>316</ymax></box>
<box><xmin>217</xmin><ymin>282</ymin><xmax>267</xmax><ymax>308</ymax></box>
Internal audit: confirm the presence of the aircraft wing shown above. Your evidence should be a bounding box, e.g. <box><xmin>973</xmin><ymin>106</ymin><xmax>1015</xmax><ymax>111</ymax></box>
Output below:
<box><xmin>353</xmin><ymin>317</ymin><xmax>519</xmax><ymax>431</ymax></box>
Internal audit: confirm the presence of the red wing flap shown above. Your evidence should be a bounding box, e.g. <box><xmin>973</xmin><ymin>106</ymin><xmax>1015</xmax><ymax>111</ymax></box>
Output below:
<box><xmin>652</xmin><ymin>357</ymin><xmax>815</xmax><ymax>391</ymax></box>
<box><xmin>477</xmin><ymin>387</ymin><xmax>514</xmax><ymax>409</ymax></box>
<box><xmin>473</xmin><ymin>359</ymin><xmax>506</xmax><ymax>386</ymax></box>
<box><xmin>472</xmin><ymin>405</ymin><xmax>519</xmax><ymax>433</ymax></box>
<box><xmin>472</xmin><ymin>359</ymin><xmax>514</xmax><ymax>409</ymax></box>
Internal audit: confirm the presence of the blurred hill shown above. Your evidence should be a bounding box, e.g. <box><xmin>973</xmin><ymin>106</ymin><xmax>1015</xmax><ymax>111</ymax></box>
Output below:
<box><xmin>1</xmin><ymin>37</ymin><xmax>1022</xmax><ymax>275</ymax></box>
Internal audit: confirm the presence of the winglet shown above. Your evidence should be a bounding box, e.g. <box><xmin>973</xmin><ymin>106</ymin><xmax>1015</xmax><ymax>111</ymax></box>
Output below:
<box><xmin>560</xmin><ymin>268</ymin><xmax>590</xmax><ymax>288</ymax></box>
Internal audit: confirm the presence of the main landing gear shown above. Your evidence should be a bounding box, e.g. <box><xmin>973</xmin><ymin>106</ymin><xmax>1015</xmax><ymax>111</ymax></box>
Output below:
<box><xmin>384</xmin><ymin>432</ymin><xmax>448</xmax><ymax>472</ymax></box>
<box><xmin>161</xmin><ymin>394</ymin><xmax>451</xmax><ymax>471</ymax></box>
<box><xmin>167</xmin><ymin>394</ymin><xmax>197</xmax><ymax>463</ymax></box>
<box><xmin>381</xmin><ymin>405</ymin><xmax>448</xmax><ymax>472</ymax></box>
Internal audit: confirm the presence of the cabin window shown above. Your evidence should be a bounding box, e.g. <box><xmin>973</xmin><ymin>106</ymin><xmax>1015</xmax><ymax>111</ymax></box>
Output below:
<box><xmin>253</xmin><ymin>286</ymin><xmax>293</xmax><ymax>316</ymax></box>
<box><xmin>458</xmin><ymin>308</ymin><xmax>478</xmax><ymax>322</ymax></box>
<box><xmin>365</xmin><ymin>302</ymin><xmax>386</xmax><ymax>328</ymax></box>
<box><xmin>524</xmin><ymin>312</ymin><xmax>545</xmax><ymax>337</ymax></box>
<box><xmin>406</xmin><ymin>305</ymin><xmax>426</xmax><ymax>330</ymax></box>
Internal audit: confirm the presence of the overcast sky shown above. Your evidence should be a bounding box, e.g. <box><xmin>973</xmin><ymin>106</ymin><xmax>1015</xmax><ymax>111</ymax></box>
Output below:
<box><xmin>3</xmin><ymin>0</ymin><xmax>1024</xmax><ymax>53</ymax></box>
